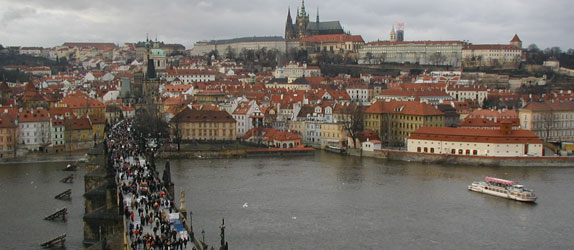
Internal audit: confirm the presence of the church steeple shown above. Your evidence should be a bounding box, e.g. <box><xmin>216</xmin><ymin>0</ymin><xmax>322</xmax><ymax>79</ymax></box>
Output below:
<box><xmin>316</xmin><ymin>7</ymin><xmax>319</xmax><ymax>23</ymax></box>
<box><xmin>390</xmin><ymin>26</ymin><xmax>397</xmax><ymax>42</ymax></box>
<box><xmin>300</xmin><ymin>0</ymin><xmax>307</xmax><ymax>17</ymax></box>
<box><xmin>285</xmin><ymin>7</ymin><xmax>295</xmax><ymax>40</ymax></box>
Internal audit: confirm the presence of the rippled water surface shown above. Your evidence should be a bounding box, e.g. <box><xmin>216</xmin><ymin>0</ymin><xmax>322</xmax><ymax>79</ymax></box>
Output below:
<box><xmin>1</xmin><ymin>152</ymin><xmax>574</xmax><ymax>249</ymax></box>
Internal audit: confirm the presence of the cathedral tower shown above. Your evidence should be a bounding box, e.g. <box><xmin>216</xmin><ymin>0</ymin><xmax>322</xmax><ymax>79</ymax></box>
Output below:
<box><xmin>285</xmin><ymin>8</ymin><xmax>296</xmax><ymax>40</ymax></box>
<box><xmin>296</xmin><ymin>0</ymin><xmax>310</xmax><ymax>38</ymax></box>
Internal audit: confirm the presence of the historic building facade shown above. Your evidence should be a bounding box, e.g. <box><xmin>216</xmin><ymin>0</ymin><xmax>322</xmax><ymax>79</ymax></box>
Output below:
<box><xmin>285</xmin><ymin>0</ymin><xmax>345</xmax><ymax>40</ymax></box>
<box><xmin>364</xmin><ymin>100</ymin><xmax>446</xmax><ymax>146</ymax></box>
<box><xmin>170</xmin><ymin>107</ymin><xmax>237</xmax><ymax>141</ymax></box>
<box><xmin>519</xmin><ymin>100</ymin><xmax>574</xmax><ymax>143</ymax></box>
<box><xmin>358</xmin><ymin>41</ymin><xmax>467</xmax><ymax>67</ymax></box>
<box><xmin>407</xmin><ymin>124</ymin><xmax>544</xmax><ymax>157</ymax></box>
<box><xmin>462</xmin><ymin>35</ymin><xmax>523</xmax><ymax>68</ymax></box>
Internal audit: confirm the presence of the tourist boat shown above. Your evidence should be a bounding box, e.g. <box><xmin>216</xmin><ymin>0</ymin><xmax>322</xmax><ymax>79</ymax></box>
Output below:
<box><xmin>468</xmin><ymin>177</ymin><xmax>537</xmax><ymax>202</ymax></box>
<box><xmin>324</xmin><ymin>145</ymin><xmax>346</xmax><ymax>154</ymax></box>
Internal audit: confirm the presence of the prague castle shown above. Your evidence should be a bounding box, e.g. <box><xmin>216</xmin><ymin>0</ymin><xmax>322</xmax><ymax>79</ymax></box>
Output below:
<box><xmin>285</xmin><ymin>0</ymin><xmax>345</xmax><ymax>40</ymax></box>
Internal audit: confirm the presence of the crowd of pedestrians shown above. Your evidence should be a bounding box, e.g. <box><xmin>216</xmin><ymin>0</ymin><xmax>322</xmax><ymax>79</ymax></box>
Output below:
<box><xmin>107</xmin><ymin>120</ymin><xmax>194</xmax><ymax>250</ymax></box>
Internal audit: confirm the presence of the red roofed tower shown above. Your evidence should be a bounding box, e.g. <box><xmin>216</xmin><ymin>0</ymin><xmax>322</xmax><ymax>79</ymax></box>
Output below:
<box><xmin>510</xmin><ymin>34</ymin><xmax>522</xmax><ymax>49</ymax></box>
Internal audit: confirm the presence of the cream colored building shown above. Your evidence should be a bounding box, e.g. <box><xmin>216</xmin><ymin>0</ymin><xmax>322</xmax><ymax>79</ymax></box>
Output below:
<box><xmin>408</xmin><ymin>125</ymin><xmax>543</xmax><ymax>157</ymax></box>
<box><xmin>320</xmin><ymin>123</ymin><xmax>347</xmax><ymax>149</ymax></box>
<box><xmin>191</xmin><ymin>37</ymin><xmax>299</xmax><ymax>56</ymax></box>
<box><xmin>462</xmin><ymin>35</ymin><xmax>523</xmax><ymax>68</ymax></box>
<box><xmin>170</xmin><ymin>107</ymin><xmax>237</xmax><ymax>141</ymax></box>
<box><xmin>519</xmin><ymin>100</ymin><xmax>574</xmax><ymax>142</ymax></box>
<box><xmin>273</xmin><ymin>62</ymin><xmax>321</xmax><ymax>78</ymax></box>
<box><xmin>445</xmin><ymin>84</ymin><xmax>488</xmax><ymax>106</ymax></box>
<box><xmin>358</xmin><ymin>41</ymin><xmax>467</xmax><ymax>67</ymax></box>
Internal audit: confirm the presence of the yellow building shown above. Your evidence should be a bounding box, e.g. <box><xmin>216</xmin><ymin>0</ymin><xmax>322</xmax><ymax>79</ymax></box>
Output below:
<box><xmin>89</xmin><ymin>115</ymin><xmax>106</xmax><ymax>143</ymax></box>
<box><xmin>287</xmin><ymin>120</ymin><xmax>306</xmax><ymax>139</ymax></box>
<box><xmin>65</xmin><ymin>117</ymin><xmax>94</xmax><ymax>150</ymax></box>
<box><xmin>320</xmin><ymin>123</ymin><xmax>347</xmax><ymax>149</ymax></box>
<box><xmin>170</xmin><ymin>107</ymin><xmax>236</xmax><ymax>141</ymax></box>
<box><xmin>194</xmin><ymin>90</ymin><xmax>226</xmax><ymax>104</ymax></box>
<box><xmin>57</xmin><ymin>92</ymin><xmax>105</xmax><ymax>117</ymax></box>
<box><xmin>519</xmin><ymin>100</ymin><xmax>574</xmax><ymax>142</ymax></box>
<box><xmin>364</xmin><ymin>100</ymin><xmax>445</xmax><ymax>146</ymax></box>
<box><xmin>0</xmin><ymin>114</ymin><xmax>18</xmax><ymax>158</ymax></box>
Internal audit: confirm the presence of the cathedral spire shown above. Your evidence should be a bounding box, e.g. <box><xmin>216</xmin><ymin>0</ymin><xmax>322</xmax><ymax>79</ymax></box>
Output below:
<box><xmin>300</xmin><ymin>0</ymin><xmax>306</xmax><ymax>17</ymax></box>
<box><xmin>285</xmin><ymin>7</ymin><xmax>295</xmax><ymax>40</ymax></box>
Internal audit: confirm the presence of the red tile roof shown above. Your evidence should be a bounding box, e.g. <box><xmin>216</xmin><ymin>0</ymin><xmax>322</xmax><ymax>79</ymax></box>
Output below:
<box><xmin>409</xmin><ymin>127</ymin><xmax>542</xmax><ymax>144</ymax></box>
<box><xmin>0</xmin><ymin>114</ymin><xmax>17</xmax><ymax>128</ymax></box>
<box><xmin>63</xmin><ymin>42</ymin><xmax>118</xmax><ymax>50</ymax></box>
<box><xmin>367</xmin><ymin>41</ymin><xmax>466</xmax><ymax>46</ymax></box>
<box><xmin>466</xmin><ymin>44</ymin><xmax>522</xmax><ymax>50</ymax></box>
<box><xmin>521</xmin><ymin>100</ymin><xmax>574</xmax><ymax>111</ymax></box>
<box><xmin>365</xmin><ymin>100</ymin><xmax>444</xmax><ymax>116</ymax></box>
<box><xmin>171</xmin><ymin>107</ymin><xmax>235</xmax><ymax>123</ymax></box>
<box><xmin>65</xmin><ymin>117</ymin><xmax>92</xmax><ymax>130</ymax></box>
<box><xmin>18</xmin><ymin>108</ymin><xmax>51</xmax><ymax>123</ymax></box>
<box><xmin>300</xmin><ymin>34</ymin><xmax>364</xmax><ymax>43</ymax></box>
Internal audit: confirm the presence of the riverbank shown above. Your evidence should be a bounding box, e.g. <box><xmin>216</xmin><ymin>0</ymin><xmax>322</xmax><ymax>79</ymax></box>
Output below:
<box><xmin>348</xmin><ymin>148</ymin><xmax>574</xmax><ymax>167</ymax></box>
<box><xmin>159</xmin><ymin>147</ymin><xmax>315</xmax><ymax>159</ymax></box>
<box><xmin>0</xmin><ymin>150</ymin><xmax>88</xmax><ymax>165</ymax></box>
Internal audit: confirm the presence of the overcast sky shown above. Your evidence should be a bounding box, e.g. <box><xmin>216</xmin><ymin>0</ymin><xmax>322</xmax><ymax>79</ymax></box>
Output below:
<box><xmin>0</xmin><ymin>0</ymin><xmax>572</xmax><ymax>50</ymax></box>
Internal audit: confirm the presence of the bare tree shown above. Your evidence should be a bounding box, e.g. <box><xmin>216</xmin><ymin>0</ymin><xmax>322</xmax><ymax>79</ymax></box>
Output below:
<box><xmin>170</xmin><ymin>114</ymin><xmax>183</xmax><ymax>151</ymax></box>
<box><xmin>542</xmin><ymin>110</ymin><xmax>555</xmax><ymax>142</ymax></box>
<box><xmin>341</xmin><ymin>102</ymin><xmax>364</xmax><ymax>149</ymax></box>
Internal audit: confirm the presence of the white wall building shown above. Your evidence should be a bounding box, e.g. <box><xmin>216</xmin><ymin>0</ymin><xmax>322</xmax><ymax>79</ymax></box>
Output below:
<box><xmin>407</xmin><ymin>125</ymin><xmax>544</xmax><ymax>157</ymax></box>
<box><xmin>445</xmin><ymin>84</ymin><xmax>488</xmax><ymax>106</ymax></box>
<box><xmin>358</xmin><ymin>41</ymin><xmax>467</xmax><ymax>67</ymax></box>
<box><xmin>232</xmin><ymin>101</ymin><xmax>261</xmax><ymax>137</ymax></box>
<box><xmin>18</xmin><ymin>109</ymin><xmax>52</xmax><ymax>151</ymax></box>
<box><xmin>273</xmin><ymin>62</ymin><xmax>321</xmax><ymax>78</ymax></box>
<box><xmin>165</xmin><ymin>69</ymin><xmax>216</xmax><ymax>84</ymax></box>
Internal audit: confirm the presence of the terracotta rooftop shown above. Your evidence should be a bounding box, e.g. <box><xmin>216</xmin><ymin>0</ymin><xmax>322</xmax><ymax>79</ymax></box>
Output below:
<box><xmin>171</xmin><ymin>107</ymin><xmax>236</xmax><ymax>123</ymax></box>
<box><xmin>410</xmin><ymin>127</ymin><xmax>543</xmax><ymax>144</ymax></box>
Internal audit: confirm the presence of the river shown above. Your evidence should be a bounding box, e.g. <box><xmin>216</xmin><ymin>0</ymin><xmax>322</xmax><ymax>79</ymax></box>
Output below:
<box><xmin>1</xmin><ymin>152</ymin><xmax>574</xmax><ymax>249</ymax></box>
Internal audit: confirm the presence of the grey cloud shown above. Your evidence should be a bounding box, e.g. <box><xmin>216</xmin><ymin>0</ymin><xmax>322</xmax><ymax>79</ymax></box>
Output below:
<box><xmin>0</xmin><ymin>0</ymin><xmax>572</xmax><ymax>50</ymax></box>
<box><xmin>1</xmin><ymin>7</ymin><xmax>36</xmax><ymax>26</ymax></box>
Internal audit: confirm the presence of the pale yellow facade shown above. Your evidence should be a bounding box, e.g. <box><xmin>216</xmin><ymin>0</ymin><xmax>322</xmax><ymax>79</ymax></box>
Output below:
<box><xmin>320</xmin><ymin>123</ymin><xmax>347</xmax><ymax>148</ymax></box>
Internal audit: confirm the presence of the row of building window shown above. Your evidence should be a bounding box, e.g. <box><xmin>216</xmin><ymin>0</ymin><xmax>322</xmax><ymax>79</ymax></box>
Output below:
<box><xmin>186</xmin><ymin>129</ymin><xmax>234</xmax><ymax>137</ymax></box>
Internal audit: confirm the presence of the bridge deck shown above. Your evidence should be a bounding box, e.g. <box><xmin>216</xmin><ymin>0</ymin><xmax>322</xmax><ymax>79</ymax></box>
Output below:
<box><xmin>108</xmin><ymin>120</ymin><xmax>199</xmax><ymax>250</ymax></box>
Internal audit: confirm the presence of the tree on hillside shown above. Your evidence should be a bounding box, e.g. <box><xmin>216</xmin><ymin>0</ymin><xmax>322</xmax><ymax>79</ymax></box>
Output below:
<box><xmin>224</xmin><ymin>46</ymin><xmax>235</xmax><ymax>60</ymax></box>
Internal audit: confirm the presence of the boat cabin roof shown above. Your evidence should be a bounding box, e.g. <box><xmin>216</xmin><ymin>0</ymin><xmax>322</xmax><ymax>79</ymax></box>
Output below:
<box><xmin>484</xmin><ymin>177</ymin><xmax>518</xmax><ymax>185</ymax></box>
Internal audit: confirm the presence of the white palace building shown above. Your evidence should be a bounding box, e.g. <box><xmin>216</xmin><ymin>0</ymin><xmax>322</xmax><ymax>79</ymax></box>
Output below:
<box><xmin>407</xmin><ymin>121</ymin><xmax>544</xmax><ymax>157</ymax></box>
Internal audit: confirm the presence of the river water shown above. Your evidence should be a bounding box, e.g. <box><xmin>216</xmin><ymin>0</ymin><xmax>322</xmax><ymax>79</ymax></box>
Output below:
<box><xmin>0</xmin><ymin>161</ymin><xmax>85</xmax><ymax>250</ymax></box>
<box><xmin>1</xmin><ymin>152</ymin><xmax>574</xmax><ymax>249</ymax></box>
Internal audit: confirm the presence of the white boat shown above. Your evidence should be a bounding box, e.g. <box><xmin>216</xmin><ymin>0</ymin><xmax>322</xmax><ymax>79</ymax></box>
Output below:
<box><xmin>324</xmin><ymin>145</ymin><xmax>346</xmax><ymax>154</ymax></box>
<box><xmin>468</xmin><ymin>177</ymin><xmax>537</xmax><ymax>202</ymax></box>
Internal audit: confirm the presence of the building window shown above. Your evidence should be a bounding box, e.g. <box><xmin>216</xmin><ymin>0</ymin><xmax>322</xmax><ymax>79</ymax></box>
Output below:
<box><xmin>417</xmin><ymin>147</ymin><xmax>421</xmax><ymax>152</ymax></box>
